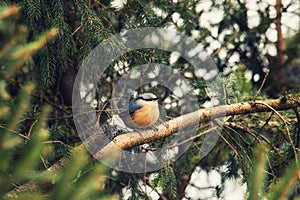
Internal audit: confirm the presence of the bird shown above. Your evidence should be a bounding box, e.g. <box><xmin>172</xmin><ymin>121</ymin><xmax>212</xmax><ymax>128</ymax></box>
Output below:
<box><xmin>111</xmin><ymin>93</ymin><xmax>160</xmax><ymax>131</ymax></box>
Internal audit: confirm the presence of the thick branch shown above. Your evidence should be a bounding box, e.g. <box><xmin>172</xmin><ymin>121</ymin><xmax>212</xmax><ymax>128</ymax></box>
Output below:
<box><xmin>94</xmin><ymin>97</ymin><xmax>300</xmax><ymax>159</ymax></box>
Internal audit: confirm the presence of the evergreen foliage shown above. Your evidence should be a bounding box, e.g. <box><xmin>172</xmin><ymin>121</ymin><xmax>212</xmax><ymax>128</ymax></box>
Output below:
<box><xmin>0</xmin><ymin>1</ymin><xmax>299</xmax><ymax>199</ymax></box>
<box><xmin>0</xmin><ymin>5</ymin><xmax>114</xmax><ymax>199</ymax></box>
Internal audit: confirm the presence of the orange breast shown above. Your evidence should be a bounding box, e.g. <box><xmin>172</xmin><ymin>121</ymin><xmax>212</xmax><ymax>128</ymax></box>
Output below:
<box><xmin>121</xmin><ymin>99</ymin><xmax>159</xmax><ymax>128</ymax></box>
<box><xmin>131</xmin><ymin>105</ymin><xmax>153</xmax><ymax>126</ymax></box>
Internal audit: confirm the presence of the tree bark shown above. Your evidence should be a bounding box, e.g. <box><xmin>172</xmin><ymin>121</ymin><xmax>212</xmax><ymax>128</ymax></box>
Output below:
<box><xmin>93</xmin><ymin>97</ymin><xmax>300</xmax><ymax>159</ymax></box>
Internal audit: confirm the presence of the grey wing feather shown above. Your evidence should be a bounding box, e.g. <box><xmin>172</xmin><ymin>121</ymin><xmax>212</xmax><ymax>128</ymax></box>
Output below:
<box><xmin>128</xmin><ymin>99</ymin><xmax>143</xmax><ymax>114</ymax></box>
<box><xmin>119</xmin><ymin>99</ymin><xmax>143</xmax><ymax>118</ymax></box>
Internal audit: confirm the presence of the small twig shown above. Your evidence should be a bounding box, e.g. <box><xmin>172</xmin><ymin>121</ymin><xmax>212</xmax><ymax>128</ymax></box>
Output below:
<box><xmin>167</xmin><ymin>127</ymin><xmax>218</xmax><ymax>149</ymax></box>
<box><xmin>25</xmin><ymin>120</ymin><xmax>37</xmax><ymax>144</ymax></box>
<box><xmin>253</xmin><ymin>68</ymin><xmax>269</xmax><ymax>102</ymax></box>
<box><xmin>293</xmin><ymin>108</ymin><xmax>300</xmax><ymax>148</ymax></box>
<box><xmin>266</xmin><ymin>156</ymin><xmax>276</xmax><ymax>179</ymax></box>
<box><xmin>254</xmin><ymin>101</ymin><xmax>289</xmax><ymax>125</ymax></box>
<box><xmin>72</xmin><ymin>23</ymin><xmax>83</xmax><ymax>36</ymax></box>
<box><xmin>220</xmin><ymin>126</ymin><xmax>241</xmax><ymax>158</ymax></box>
<box><xmin>33</xmin><ymin>94</ymin><xmax>71</xmax><ymax>115</ymax></box>
<box><xmin>0</xmin><ymin>124</ymin><xmax>30</xmax><ymax>140</ymax></box>
<box><xmin>254</xmin><ymin>101</ymin><xmax>298</xmax><ymax>164</ymax></box>
<box><xmin>43</xmin><ymin>140</ymin><xmax>73</xmax><ymax>149</ymax></box>
<box><xmin>211</xmin><ymin>30</ymin><xmax>240</xmax><ymax>57</ymax></box>
<box><xmin>259</xmin><ymin>111</ymin><xmax>274</xmax><ymax>132</ymax></box>
<box><xmin>39</xmin><ymin>155</ymin><xmax>48</xmax><ymax>169</ymax></box>
<box><xmin>142</xmin><ymin>176</ymin><xmax>168</xmax><ymax>200</ymax></box>
<box><xmin>227</xmin><ymin>123</ymin><xmax>280</xmax><ymax>152</ymax></box>
<box><xmin>224</xmin><ymin>123</ymin><xmax>251</xmax><ymax>145</ymax></box>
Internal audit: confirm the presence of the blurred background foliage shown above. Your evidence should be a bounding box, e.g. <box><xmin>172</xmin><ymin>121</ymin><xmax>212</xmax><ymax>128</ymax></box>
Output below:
<box><xmin>0</xmin><ymin>0</ymin><xmax>299</xmax><ymax>199</ymax></box>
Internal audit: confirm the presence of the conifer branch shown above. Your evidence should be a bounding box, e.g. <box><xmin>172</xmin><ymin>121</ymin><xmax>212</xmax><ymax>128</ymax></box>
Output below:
<box><xmin>93</xmin><ymin>97</ymin><xmax>300</xmax><ymax>159</ymax></box>
<box><xmin>9</xmin><ymin>96</ymin><xmax>300</xmax><ymax>195</ymax></box>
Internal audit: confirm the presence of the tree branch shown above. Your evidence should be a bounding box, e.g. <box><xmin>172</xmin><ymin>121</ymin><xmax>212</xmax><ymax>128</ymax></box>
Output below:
<box><xmin>275</xmin><ymin>0</ymin><xmax>286</xmax><ymax>66</ymax></box>
<box><xmin>93</xmin><ymin>97</ymin><xmax>300</xmax><ymax>159</ymax></box>
<box><xmin>9</xmin><ymin>97</ymin><xmax>300</xmax><ymax>195</ymax></box>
